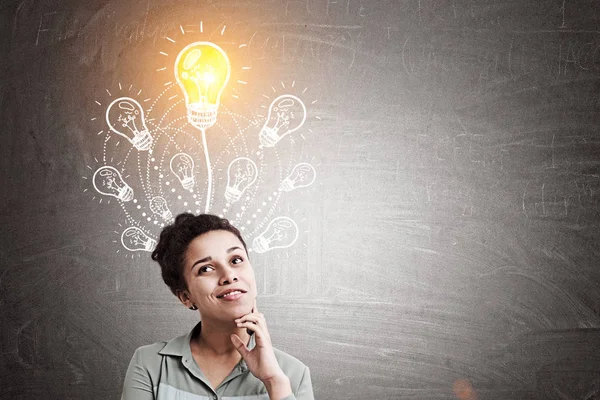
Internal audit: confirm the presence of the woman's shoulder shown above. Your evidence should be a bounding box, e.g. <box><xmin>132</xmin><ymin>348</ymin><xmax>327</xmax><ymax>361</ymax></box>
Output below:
<box><xmin>129</xmin><ymin>328</ymin><xmax>189</xmax><ymax>365</ymax></box>
<box><xmin>129</xmin><ymin>340</ymin><xmax>170</xmax><ymax>365</ymax></box>
<box><xmin>134</xmin><ymin>340</ymin><xmax>170</xmax><ymax>355</ymax></box>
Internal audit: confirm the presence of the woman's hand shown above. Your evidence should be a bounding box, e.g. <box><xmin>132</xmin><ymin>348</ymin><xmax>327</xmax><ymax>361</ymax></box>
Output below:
<box><xmin>230</xmin><ymin>301</ymin><xmax>292</xmax><ymax>399</ymax></box>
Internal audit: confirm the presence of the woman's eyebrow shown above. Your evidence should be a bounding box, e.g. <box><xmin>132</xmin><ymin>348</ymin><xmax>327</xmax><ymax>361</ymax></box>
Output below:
<box><xmin>227</xmin><ymin>246</ymin><xmax>243</xmax><ymax>253</ymax></box>
<box><xmin>191</xmin><ymin>256</ymin><xmax>211</xmax><ymax>270</ymax></box>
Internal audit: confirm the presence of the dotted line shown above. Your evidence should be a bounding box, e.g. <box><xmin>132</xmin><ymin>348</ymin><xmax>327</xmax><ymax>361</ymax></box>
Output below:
<box><xmin>209</xmin><ymin>108</ymin><xmax>258</xmax><ymax>224</ymax></box>
<box><xmin>157</xmin><ymin>98</ymin><xmax>184</xmax><ymax>128</ymax></box>
<box><xmin>103</xmin><ymin>135</ymin><xmax>110</xmax><ymax>163</ymax></box>
<box><xmin>136</xmin><ymin>149</ymin><xmax>150</xmax><ymax>200</ymax></box>
<box><xmin>147</xmin><ymin>84</ymin><xmax>176</xmax><ymax>116</ymax></box>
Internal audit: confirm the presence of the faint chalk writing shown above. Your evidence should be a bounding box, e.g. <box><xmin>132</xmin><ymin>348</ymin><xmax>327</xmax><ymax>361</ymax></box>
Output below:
<box><xmin>522</xmin><ymin>178</ymin><xmax>600</xmax><ymax>221</ymax></box>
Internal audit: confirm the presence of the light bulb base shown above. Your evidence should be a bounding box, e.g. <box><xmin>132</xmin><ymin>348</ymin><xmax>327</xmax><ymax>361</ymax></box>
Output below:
<box><xmin>144</xmin><ymin>238</ymin><xmax>157</xmax><ymax>251</ymax></box>
<box><xmin>224</xmin><ymin>187</ymin><xmax>242</xmax><ymax>203</ymax></box>
<box><xmin>118</xmin><ymin>186</ymin><xmax>134</xmax><ymax>202</ymax></box>
<box><xmin>187</xmin><ymin>103</ymin><xmax>218</xmax><ymax>130</ymax></box>
<box><xmin>252</xmin><ymin>236</ymin><xmax>269</xmax><ymax>254</ymax></box>
<box><xmin>121</xmin><ymin>228</ymin><xmax>157</xmax><ymax>252</ymax></box>
<box><xmin>279</xmin><ymin>179</ymin><xmax>295</xmax><ymax>192</ymax></box>
<box><xmin>180</xmin><ymin>177</ymin><xmax>195</xmax><ymax>191</ymax></box>
<box><xmin>258</xmin><ymin>126</ymin><xmax>280</xmax><ymax>147</ymax></box>
<box><xmin>132</xmin><ymin>130</ymin><xmax>153</xmax><ymax>151</ymax></box>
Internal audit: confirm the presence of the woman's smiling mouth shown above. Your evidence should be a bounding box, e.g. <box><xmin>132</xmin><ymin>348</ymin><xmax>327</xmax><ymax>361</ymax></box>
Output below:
<box><xmin>217</xmin><ymin>289</ymin><xmax>246</xmax><ymax>301</ymax></box>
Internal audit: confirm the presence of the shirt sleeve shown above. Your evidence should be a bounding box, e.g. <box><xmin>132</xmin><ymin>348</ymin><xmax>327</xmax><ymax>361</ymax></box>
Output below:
<box><xmin>121</xmin><ymin>348</ymin><xmax>155</xmax><ymax>400</ymax></box>
<box><xmin>281</xmin><ymin>366</ymin><xmax>314</xmax><ymax>400</ymax></box>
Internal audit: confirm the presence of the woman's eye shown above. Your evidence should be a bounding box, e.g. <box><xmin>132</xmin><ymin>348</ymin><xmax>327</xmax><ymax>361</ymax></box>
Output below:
<box><xmin>199</xmin><ymin>265</ymin><xmax>214</xmax><ymax>274</ymax></box>
<box><xmin>232</xmin><ymin>256</ymin><xmax>243</xmax><ymax>264</ymax></box>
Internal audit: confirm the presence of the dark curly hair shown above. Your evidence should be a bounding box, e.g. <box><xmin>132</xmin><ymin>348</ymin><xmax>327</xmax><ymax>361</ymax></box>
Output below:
<box><xmin>151</xmin><ymin>213</ymin><xmax>247</xmax><ymax>296</ymax></box>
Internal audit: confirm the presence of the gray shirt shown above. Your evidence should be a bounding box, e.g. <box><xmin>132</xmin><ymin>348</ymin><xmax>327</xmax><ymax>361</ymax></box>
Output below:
<box><xmin>121</xmin><ymin>322</ymin><xmax>314</xmax><ymax>400</ymax></box>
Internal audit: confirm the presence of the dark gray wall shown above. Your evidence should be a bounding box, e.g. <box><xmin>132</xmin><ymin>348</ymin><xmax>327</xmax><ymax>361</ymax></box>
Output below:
<box><xmin>2</xmin><ymin>0</ymin><xmax>600</xmax><ymax>399</ymax></box>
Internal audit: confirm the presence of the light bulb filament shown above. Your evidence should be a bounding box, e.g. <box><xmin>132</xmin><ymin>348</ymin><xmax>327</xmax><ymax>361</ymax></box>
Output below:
<box><xmin>274</xmin><ymin>112</ymin><xmax>290</xmax><ymax>131</ymax></box>
<box><xmin>265</xmin><ymin>230</ymin><xmax>284</xmax><ymax>242</ymax></box>
<box><xmin>189</xmin><ymin>70</ymin><xmax>215</xmax><ymax>104</ymax></box>
<box><xmin>296</xmin><ymin>171</ymin><xmax>306</xmax><ymax>180</ymax></box>
<box><xmin>232</xmin><ymin>169</ymin><xmax>250</xmax><ymax>188</ymax></box>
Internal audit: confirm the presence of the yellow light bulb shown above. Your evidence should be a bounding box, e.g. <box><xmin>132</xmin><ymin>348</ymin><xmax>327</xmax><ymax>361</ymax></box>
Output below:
<box><xmin>174</xmin><ymin>41</ymin><xmax>230</xmax><ymax>130</ymax></box>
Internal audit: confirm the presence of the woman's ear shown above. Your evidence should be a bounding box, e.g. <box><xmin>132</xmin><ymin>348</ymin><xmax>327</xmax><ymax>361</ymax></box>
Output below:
<box><xmin>176</xmin><ymin>289</ymin><xmax>191</xmax><ymax>308</ymax></box>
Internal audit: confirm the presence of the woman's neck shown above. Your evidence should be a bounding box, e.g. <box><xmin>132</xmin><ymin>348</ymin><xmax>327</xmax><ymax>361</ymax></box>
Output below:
<box><xmin>193</xmin><ymin>319</ymin><xmax>250</xmax><ymax>357</ymax></box>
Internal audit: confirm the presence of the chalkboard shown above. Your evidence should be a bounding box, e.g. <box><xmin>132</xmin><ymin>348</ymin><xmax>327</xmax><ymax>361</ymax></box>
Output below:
<box><xmin>2</xmin><ymin>0</ymin><xmax>600</xmax><ymax>399</ymax></box>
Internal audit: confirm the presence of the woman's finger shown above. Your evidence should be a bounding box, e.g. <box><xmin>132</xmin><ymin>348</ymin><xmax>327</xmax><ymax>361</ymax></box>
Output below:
<box><xmin>235</xmin><ymin>313</ymin><xmax>266</xmax><ymax>326</ymax></box>
<box><xmin>230</xmin><ymin>334</ymin><xmax>250</xmax><ymax>357</ymax></box>
<box><xmin>236</xmin><ymin>320</ymin><xmax>264</xmax><ymax>332</ymax></box>
<box><xmin>236</xmin><ymin>311</ymin><xmax>268</xmax><ymax>338</ymax></box>
<box><xmin>236</xmin><ymin>321</ymin><xmax>268</xmax><ymax>341</ymax></box>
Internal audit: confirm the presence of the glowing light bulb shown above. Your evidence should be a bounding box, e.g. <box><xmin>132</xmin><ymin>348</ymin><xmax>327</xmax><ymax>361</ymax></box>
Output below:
<box><xmin>93</xmin><ymin>166</ymin><xmax>134</xmax><ymax>201</ymax></box>
<box><xmin>149</xmin><ymin>196</ymin><xmax>173</xmax><ymax>221</ymax></box>
<box><xmin>174</xmin><ymin>41</ymin><xmax>230</xmax><ymax>130</ymax></box>
<box><xmin>170</xmin><ymin>153</ymin><xmax>195</xmax><ymax>191</ymax></box>
<box><xmin>225</xmin><ymin>157</ymin><xmax>258</xmax><ymax>204</ymax></box>
<box><xmin>121</xmin><ymin>227</ymin><xmax>156</xmax><ymax>252</ymax></box>
<box><xmin>252</xmin><ymin>217</ymin><xmax>299</xmax><ymax>253</ymax></box>
<box><xmin>259</xmin><ymin>94</ymin><xmax>306</xmax><ymax>147</ymax></box>
<box><xmin>106</xmin><ymin>97</ymin><xmax>153</xmax><ymax>151</ymax></box>
<box><xmin>280</xmin><ymin>163</ymin><xmax>316</xmax><ymax>192</ymax></box>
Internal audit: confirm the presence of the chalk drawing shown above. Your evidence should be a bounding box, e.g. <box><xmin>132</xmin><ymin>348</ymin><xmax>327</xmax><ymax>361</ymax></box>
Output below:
<box><xmin>259</xmin><ymin>94</ymin><xmax>307</xmax><ymax>147</ymax></box>
<box><xmin>170</xmin><ymin>153</ymin><xmax>195</xmax><ymax>191</ymax></box>
<box><xmin>279</xmin><ymin>163</ymin><xmax>316</xmax><ymax>192</ymax></box>
<box><xmin>121</xmin><ymin>227</ymin><xmax>157</xmax><ymax>252</ymax></box>
<box><xmin>175</xmin><ymin>41</ymin><xmax>230</xmax><ymax>212</ymax></box>
<box><xmin>86</xmin><ymin>24</ymin><xmax>319</xmax><ymax>255</ymax></box>
<box><xmin>225</xmin><ymin>157</ymin><xmax>258</xmax><ymax>204</ymax></box>
<box><xmin>149</xmin><ymin>196</ymin><xmax>173</xmax><ymax>221</ymax></box>
<box><xmin>252</xmin><ymin>216</ymin><xmax>299</xmax><ymax>253</ymax></box>
<box><xmin>93</xmin><ymin>166</ymin><xmax>134</xmax><ymax>201</ymax></box>
<box><xmin>106</xmin><ymin>97</ymin><xmax>153</xmax><ymax>151</ymax></box>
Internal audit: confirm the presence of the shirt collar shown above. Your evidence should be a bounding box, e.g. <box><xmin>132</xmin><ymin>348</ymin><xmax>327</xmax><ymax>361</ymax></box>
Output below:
<box><xmin>158</xmin><ymin>321</ymin><xmax>257</xmax><ymax>362</ymax></box>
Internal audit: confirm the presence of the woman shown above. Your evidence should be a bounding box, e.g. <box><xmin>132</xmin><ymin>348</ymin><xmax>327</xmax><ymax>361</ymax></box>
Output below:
<box><xmin>121</xmin><ymin>213</ymin><xmax>314</xmax><ymax>400</ymax></box>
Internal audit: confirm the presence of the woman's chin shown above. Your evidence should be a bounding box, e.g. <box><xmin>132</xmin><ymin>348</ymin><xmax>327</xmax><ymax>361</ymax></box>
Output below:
<box><xmin>217</xmin><ymin>301</ymin><xmax>252</xmax><ymax>317</ymax></box>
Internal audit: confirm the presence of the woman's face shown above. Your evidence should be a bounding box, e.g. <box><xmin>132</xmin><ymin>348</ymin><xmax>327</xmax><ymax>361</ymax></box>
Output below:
<box><xmin>179</xmin><ymin>229</ymin><xmax>256</xmax><ymax>323</ymax></box>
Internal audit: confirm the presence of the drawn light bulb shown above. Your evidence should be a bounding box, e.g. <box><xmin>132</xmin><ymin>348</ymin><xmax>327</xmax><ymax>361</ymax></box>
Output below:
<box><xmin>149</xmin><ymin>196</ymin><xmax>173</xmax><ymax>221</ymax></box>
<box><xmin>174</xmin><ymin>41</ymin><xmax>230</xmax><ymax>130</ymax></box>
<box><xmin>225</xmin><ymin>157</ymin><xmax>258</xmax><ymax>204</ymax></box>
<box><xmin>280</xmin><ymin>163</ymin><xmax>316</xmax><ymax>192</ymax></box>
<box><xmin>252</xmin><ymin>217</ymin><xmax>299</xmax><ymax>254</ymax></box>
<box><xmin>106</xmin><ymin>97</ymin><xmax>153</xmax><ymax>151</ymax></box>
<box><xmin>259</xmin><ymin>94</ymin><xmax>307</xmax><ymax>147</ymax></box>
<box><xmin>121</xmin><ymin>227</ymin><xmax>156</xmax><ymax>252</ymax></box>
<box><xmin>92</xmin><ymin>166</ymin><xmax>134</xmax><ymax>201</ymax></box>
<box><xmin>170</xmin><ymin>153</ymin><xmax>195</xmax><ymax>191</ymax></box>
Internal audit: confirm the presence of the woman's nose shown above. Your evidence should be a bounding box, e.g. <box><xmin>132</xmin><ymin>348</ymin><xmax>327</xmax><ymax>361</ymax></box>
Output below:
<box><xmin>219</xmin><ymin>265</ymin><xmax>238</xmax><ymax>285</ymax></box>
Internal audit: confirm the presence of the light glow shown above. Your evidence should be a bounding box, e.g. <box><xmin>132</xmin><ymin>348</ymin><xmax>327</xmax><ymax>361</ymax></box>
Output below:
<box><xmin>174</xmin><ymin>41</ymin><xmax>230</xmax><ymax>130</ymax></box>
